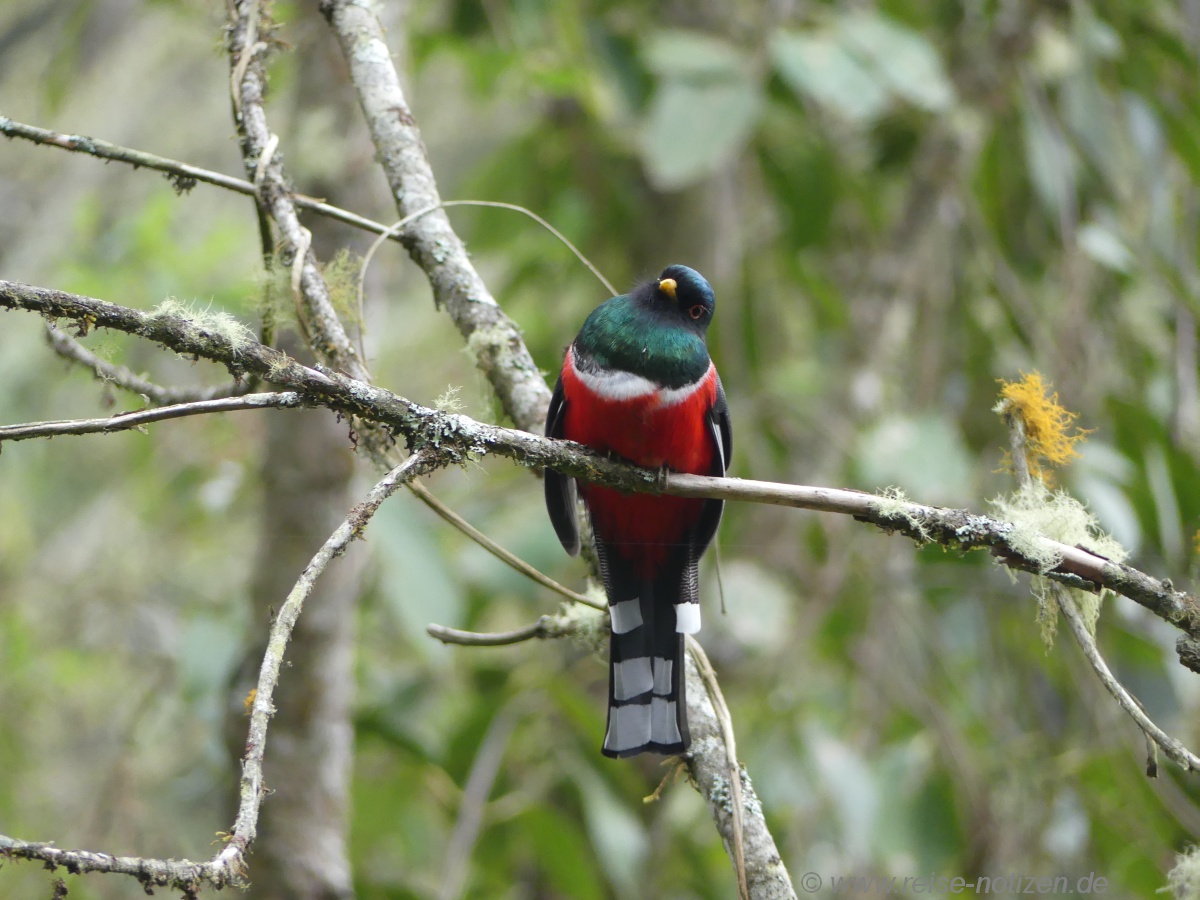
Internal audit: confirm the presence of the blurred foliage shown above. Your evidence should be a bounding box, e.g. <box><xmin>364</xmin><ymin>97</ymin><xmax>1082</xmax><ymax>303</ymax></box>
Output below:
<box><xmin>3</xmin><ymin>0</ymin><xmax>1200</xmax><ymax>897</ymax></box>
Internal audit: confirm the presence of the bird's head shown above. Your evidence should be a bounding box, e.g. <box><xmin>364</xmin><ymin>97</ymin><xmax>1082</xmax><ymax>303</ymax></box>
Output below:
<box><xmin>654</xmin><ymin>264</ymin><xmax>715</xmax><ymax>329</ymax></box>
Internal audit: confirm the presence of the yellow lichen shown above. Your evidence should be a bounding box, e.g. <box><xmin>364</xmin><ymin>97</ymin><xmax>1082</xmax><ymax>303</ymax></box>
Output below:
<box><xmin>994</xmin><ymin>371</ymin><xmax>1092</xmax><ymax>483</ymax></box>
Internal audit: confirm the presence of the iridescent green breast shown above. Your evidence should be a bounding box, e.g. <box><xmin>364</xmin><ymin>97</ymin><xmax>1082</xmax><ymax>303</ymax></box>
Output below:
<box><xmin>574</xmin><ymin>295</ymin><xmax>711</xmax><ymax>389</ymax></box>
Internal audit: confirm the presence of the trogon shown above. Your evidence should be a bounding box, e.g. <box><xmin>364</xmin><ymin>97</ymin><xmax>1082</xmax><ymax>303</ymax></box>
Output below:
<box><xmin>544</xmin><ymin>265</ymin><xmax>731</xmax><ymax>758</ymax></box>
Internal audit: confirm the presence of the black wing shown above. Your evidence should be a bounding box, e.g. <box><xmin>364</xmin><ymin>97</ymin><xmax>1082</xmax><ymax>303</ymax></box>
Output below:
<box><xmin>544</xmin><ymin>374</ymin><xmax>581</xmax><ymax>556</ymax></box>
<box><xmin>692</xmin><ymin>374</ymin><xmax>732</xmax><ymax>553</ymax></box>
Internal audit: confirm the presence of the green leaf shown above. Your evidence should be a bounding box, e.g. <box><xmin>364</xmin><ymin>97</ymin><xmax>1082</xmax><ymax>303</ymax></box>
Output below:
<box><xmin>771</xmin><ymin>13</ymin><xmax>953</xmax><ymax>122</ymax></box>
<box><xmin>1021</xmin><ymin>95</ymin><xmax>1078</xmax><ymax>222</ymax></box>
<box><xmin>374</xmin><ymin>501</ymin><xmax>464</xmax><ymax>660</ymax></box>
<box><xmin>641</xmin><ymin>74</ymin><xmax>762</xmax><ymax>190</ymax></box>
<box><xmin>518</xmin><ymin>807</ymin><xmax>606</xmax><ymax>900</ymax></box>
<box><xmin>1078</xmin><ymin>222</ymin><xmax>1134</xmax><ymax>273</ymax></box>
<box><xmin>771</xmin><ymin>29</ymin><xmax>888</xmax><ymax>122</ymax></box>
<box><xmin>837</xmin><ymin>11</ymin><xmax>955</xmax><ymax>111</ymax></box>
<box><xmin>643</xmin><ymin>30</ymin><xmax>748</xmax><ymax>79</ymax></box>
<box><xmin>855</xmin><ymin>413</ymin><xmax>974</xmax><ymax>507</ymax></box>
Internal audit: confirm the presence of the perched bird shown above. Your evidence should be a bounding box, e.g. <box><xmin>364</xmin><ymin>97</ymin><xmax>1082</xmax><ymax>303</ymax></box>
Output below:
<box><xmin>544</xmin><ymin>265</ymin><xmax>731</xmax><ymax>758</ymax></box>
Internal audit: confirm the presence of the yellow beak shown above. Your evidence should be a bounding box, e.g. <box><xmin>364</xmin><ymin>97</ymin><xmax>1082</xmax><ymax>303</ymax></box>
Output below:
<box><xmin>658</xmin><ymin>278</ymin><xmax>677</xmax><ymax>300</ymax></box>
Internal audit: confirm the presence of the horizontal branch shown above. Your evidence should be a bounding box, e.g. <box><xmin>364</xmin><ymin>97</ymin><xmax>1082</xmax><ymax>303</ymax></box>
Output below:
<box><xmin>4</xmin><ymin>277</ymin><xmax>1200</xmax><ymax>663</ymax></box>
<box><xmin>0</xmin><ymin>836</ymin><xmax>234</xmax><ymax>895</ymax></box>
<box><xmin>0</xmin><ymin>116</ymin><xmax>399</xmax><ymax>241</ymax></box>
<box><xmin>663</xmin><ymin>475</ymin><xmax>1200</xmax><ymax>643</ymax></box>
<box><xmin>0</xmin><ymin>392</ymin><xmax>303</xmax><ymax>443</ymax></box>
<box><xmin>427</xmin><ymin>614</ymin><xmax>578</xmax><ymax>646</ymax></box>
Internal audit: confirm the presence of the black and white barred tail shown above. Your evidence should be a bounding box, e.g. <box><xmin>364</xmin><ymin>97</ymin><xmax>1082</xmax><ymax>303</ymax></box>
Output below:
<box><xmin>600</xmin><ymin>556</ymin><xmax>702</xmax><ymax>758</ymax></box>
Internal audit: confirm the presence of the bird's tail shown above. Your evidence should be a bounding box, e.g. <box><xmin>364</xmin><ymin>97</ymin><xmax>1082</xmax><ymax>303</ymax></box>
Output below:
<box><xmin>600</xmin><ymin>559</ymin><xmax>701</xmax><ymax>759</ymax></box>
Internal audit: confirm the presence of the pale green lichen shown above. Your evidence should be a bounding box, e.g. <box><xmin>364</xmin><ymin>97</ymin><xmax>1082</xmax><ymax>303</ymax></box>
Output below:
<box><xmin>1166</xmin><ymin>845</ymin><xmax>1200</xmax><ymax>900</ymax></box>
<box><xmin>690</xmin><ymin>735</ymin><xmax>723</xmax><ymax>761</ymax></box>
<box><xmin>435</xmin><ymin>385</ymin><xmax>464</xmax><ymax>413</ymax></box>
<box><xmin>561</xmin><ymin>592</ymin><xmax>607</xmax><ymax>654</ymax></box>
<box><xmin>254</xmin><ymin>261</ymin><xmax>298</xmax><ymax>331</ymax></box>
<box><xmin>321</xmin><ymin>247</ymin><xmax>365</xmax><ymax>327</ymax></box>
<box><xmin>871</xmin><ymin>486</ymin><xmax>930</xmax><ymax>542</ymax></box>
<box><xmin>991</xmin><ymin>482</ymin><xmax>1128</xmax><ymax>647</ymax></box>
<box><xmin>737</xmin><ymin>765</ymin><xmax>763</xmax><ymax>817</ymax></box>
<box><xmin>465</xmin><ymin>322</ymin><xmax>513</xmax><ymax>364</ymax></box>
<box><xmin>709</xmin><ymin>773</ymin><xmax>733</xmax><ymax>815</ymax></box>
<box><xmin>151</xmin><ymin>297</ymin><xmax>255</xmax><ymax>356</ymax></box>
<box><xmin>265</xmin><ymin>350</ymin><xmax>296</xmax><ymax>383</ymax></box>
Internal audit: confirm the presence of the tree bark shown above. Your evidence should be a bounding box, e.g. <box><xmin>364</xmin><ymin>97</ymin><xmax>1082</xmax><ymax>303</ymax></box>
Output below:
<box><xmin>226</xmin><ymin>385</ymin><xmax>361</xmax><ymax>900</ymax></box>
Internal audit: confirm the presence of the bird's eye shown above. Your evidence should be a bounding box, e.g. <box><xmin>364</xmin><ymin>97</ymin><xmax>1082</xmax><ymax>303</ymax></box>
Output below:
<box><xmin>688</xmin><ymin>304</ymin><xmax>706</xmax><ymax>320</ymax></box>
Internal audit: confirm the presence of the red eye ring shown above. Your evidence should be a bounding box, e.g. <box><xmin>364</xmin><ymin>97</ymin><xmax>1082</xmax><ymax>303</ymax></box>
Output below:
<box><xmin>688</xmin><ymin>304</ymin><xmax>706</xmax><ymax>320</ymax></box>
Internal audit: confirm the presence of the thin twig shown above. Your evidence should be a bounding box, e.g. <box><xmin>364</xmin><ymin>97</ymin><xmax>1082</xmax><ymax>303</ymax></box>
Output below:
<box><xmin>0</xmin><ymin>116</ymin><xmax>393</xmax><ymax>238</ymax></box>
<box><xmin>438</xmin><ymin>705</ymin><xmax>519</xmax><ymax>900</ymax></box>
<box><xmin>0</xmin><ymin>392</ymin><xmax>303</xmax><ymax>443</ymax></box>
<box><xmin>409</xmin><ymin>481</ymin><xmax>600</xmax><ymax>610</ymax></box>
<box><xmin>1003</xmin><ymin>408</ymin><xmax>1200</xmax><ymax>773</ymax></box>
<box><xmin>1058</xmin><ymin>589</ymin><xmax>1200</xmax><ymax>771</ymax></box>
<box><xmin>2</xmin><ymin>118</ymin><xmax>616</xmax><ymax>301</ymax></box>
<box><xmin>233</xmin><ymin>452</ymin><xmax>436</xmax><ymax>833</ymax></box>
<box><xmin>45</xmin><ymin>324</ymin><xmax>248</xmax><ymax>403</ymax></box>
<box><xmin>357</xmin><ymin>201</ymin><xmax>616</xmax><ymax>320</ymax></box>
<box><xmin>427</xmin><ymin>614</ymin><xmax>579</xmax><ymax>647</ymax></box>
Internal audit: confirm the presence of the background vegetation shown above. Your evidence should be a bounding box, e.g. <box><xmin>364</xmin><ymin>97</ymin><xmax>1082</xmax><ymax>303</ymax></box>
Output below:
<box><xmin>2</xmin><ymin>0</ymin><xmax>1199</xmax><ymax>897</ymax></box>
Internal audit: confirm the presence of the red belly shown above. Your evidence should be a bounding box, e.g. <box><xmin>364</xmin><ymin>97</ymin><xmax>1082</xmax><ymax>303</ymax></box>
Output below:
<box><xmin>561</xmin><ymin>358</ymin><xmax>716</xmax><ymax>572</ymax></box>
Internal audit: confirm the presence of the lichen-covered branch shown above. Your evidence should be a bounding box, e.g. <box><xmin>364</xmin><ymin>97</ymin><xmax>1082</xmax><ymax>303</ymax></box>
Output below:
<box><xmin>9</xmin><ymin>274</ymin><xmax>1200</xmax><ymax>898</ymax></box>
<box><xmin>0</xmin><ymin>836</ymin><xmax>237</xmax><ymax>896</ymax></box>
<box><xmin>682</xmin><ymin>645</ymin><xmax>795</xmax><ymax>899</ymax></box>
<box><xmin>5</xmin><ymin>277</ymin><xmax>1200</xmax><ymax>660</ymax></box>
<box><xmin>999</xmin><ymin>403</ymin><xmax>1200</xmax><ymax>773</ymax></box>
<box><xmin>319</xmin><ymin>0</ymin><xmax>550</xmax><ymax>433</ymax></box>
